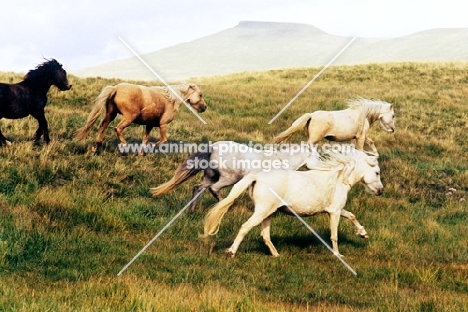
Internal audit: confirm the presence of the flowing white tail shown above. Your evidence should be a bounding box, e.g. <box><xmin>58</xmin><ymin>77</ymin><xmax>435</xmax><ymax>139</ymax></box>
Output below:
<box><xmin>203</xmin><ymin>174</ymin><xmax>257</xmax><ymax>237</ymax></box>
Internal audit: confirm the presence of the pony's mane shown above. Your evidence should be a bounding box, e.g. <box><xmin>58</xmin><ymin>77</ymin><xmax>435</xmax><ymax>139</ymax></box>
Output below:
<box><xmin>347</xmin><ymin>97</ymin><xmax>390</xmax><ymax>114</ymax></box>
<box><xmin>347</xmin><ymin>97</ymin><xmax>392</xmax><ymax>133</ymax></box>
<box><xmin>159</xmin><ymin>84</ymin><xmax>195</xmax><ymax>103</ymax></box>
<box><xmin>313</xmin><ymin>149</ymin><xmax>377</xmax><ymax>171</ymax></box>
<box><xmin>23</xmin><ymin>59</ymin><xmax>62</xmax><ymax>82</ymax></box>
<box><xmin>311</xmin><ymin>149</ymin><xmax>378</xmax><ymax>190</ymax></box>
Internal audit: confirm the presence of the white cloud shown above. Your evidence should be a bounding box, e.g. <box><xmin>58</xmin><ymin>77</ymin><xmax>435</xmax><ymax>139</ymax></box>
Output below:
<box><xmin>0</xmin><ymin>0</ymin><xmax>467</xmax><ymax>72</ymax></box>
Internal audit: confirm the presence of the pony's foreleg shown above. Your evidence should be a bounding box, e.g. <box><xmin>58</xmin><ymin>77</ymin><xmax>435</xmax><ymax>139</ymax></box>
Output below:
<box><xmin>329</xmin><ymin>212</ymin><xmax>342</xmax><ymax>257</ymax></box>
<box><xmin>365</xmin><ymin>137</ymin><xmax>378</xmax><ymax>154</ymax></box>
<box><xmin>0</xmin><ymin>128</ymin><xmax>11</xmax><ymax>146</ymax></box>
<box><xmin>142</xmin><ymin>125</ymin><xmax>153</xmax><ymax>145</ymax></box>
<box><xmin>355</xmin><ymin>136</ymin><xmax>365</xmax><ymax>151</ymax></box>
<box><xmin>226</xmin><ymin>207</ymin><xmax>274</xmax><ymax>257</ymax></box>
<box><xmin>260</xmin><ymin>216</ymin><xmax>279</xmax><ymax>257</ymax></box>
<box><xmin>155</xmin><ymin>124</ymin><xmax>168</xmax><ymax>147</ymax></box>
<box><xmin>340</xmin><ymin>209</ymin><xmax>368</xmax><ymax>238</ymax></box>
<box><xmin>32</xmin><ymin>112</ymin><xmax>49</xmax><ymax>143</ymax></box>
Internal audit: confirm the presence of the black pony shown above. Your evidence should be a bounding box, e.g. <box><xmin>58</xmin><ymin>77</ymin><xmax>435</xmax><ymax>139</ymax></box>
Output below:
<box><xmin>0</xmin><ymin>59</ymin><xmax>72</xmax><ymax>145</ymax></box>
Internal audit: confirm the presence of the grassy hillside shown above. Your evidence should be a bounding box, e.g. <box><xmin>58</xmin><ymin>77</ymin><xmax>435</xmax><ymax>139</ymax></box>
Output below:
<box><xmin>0</xmin><ymin>63</ymin><xmax>467</xmax><ymax>311</ymax></box>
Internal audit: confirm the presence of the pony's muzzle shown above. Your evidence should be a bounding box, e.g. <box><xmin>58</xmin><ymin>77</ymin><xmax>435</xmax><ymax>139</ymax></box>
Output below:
<box><xmin>198</xmin><ymin>105</ymin><xmax>207</xmax><ymax>113</ymax></box>
<box><xmin>376</xmin><ymin>187</ymin><xmax>384</xmax><ymax>196</ymax></box>
<box><xmin>60</xmin><ymin>84</ymin><xmax>72</xmax><ymax>91</ymax></box>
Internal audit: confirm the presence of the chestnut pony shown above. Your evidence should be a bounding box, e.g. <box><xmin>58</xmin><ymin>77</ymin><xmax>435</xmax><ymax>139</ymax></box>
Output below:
<box><xmin>76</xmin><ymin>83</ymin><xmax>206</xmax><ymax>154</ymax></box>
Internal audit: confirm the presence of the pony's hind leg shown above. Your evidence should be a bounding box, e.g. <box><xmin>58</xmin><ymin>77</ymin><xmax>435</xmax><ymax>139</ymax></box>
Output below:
<box><xmin>226</xmin><ymin>205</ymin><xmax>275</xmax><ymax>257</ymax></box>
<box><xmin>209</xmin><ymin>175</ymin><xmax>239</xmax><ymax>202</ymax></box>
<box><xmin>260</xmin><ymin>216</ymin><xmax>279</xmax><ymax>257</ymax></box>
<box><xmin>329</xmin><ymin>212</ymin><xmax>343</xmax><ymax>257</ymax></box>
<box><xmin>189</xmin><ymin>171</ymin><xmax>219</xmax><ymax>211</ymax></box>
<box><xmin>138</xmin><ymin>125</ymin><xmax>154</xmax><ymax>156</ymax></box>
<box><xmin>93</xmin><ymin>110</ymin><xmax>117</xmax><ymax>154</ymax></box>
<box><xmin>306</xmin><ymin>118</ymin><xmax>330</xmax><ymax>145</ymax></box>
<box><xmin>340</xmin><ymin>209</ymin><xmax>368</xmax><ymax>238</ymax></box>
<box><xmin>190</xmin><ymin>183</ymin><xmax>211</xmax><ymax>211</ymax></box>
<box><xmin>114</xmin><ymin>117</ymin><xmax>133</xmax><ymax>145</ymax></box>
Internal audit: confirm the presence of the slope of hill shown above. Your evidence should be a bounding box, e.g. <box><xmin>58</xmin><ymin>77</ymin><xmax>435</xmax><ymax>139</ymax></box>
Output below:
<box><xmin>72</xmin><ymin>21</ymin><xmax>468</xmax><ymax>81</ymax></box>
<box><xmin>1</xmin><ymin>63</ymin><xmax>468</xmax><ymax>310</ymax></box>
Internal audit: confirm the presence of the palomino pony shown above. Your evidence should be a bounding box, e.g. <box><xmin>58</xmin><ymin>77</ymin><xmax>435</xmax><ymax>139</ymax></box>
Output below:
<box><xmin>203</xmin><ymin>149</ymin><xmax>383</xmax><ymax>258</ymax></box>
<box><xmin>274</xmin><ymin>98</ymin><xmax>395</xmax><ymax>153</ymax></box>
<box><xmin>151</xmin><ymin>140</ymin><xmax>319</xmax><ymax>211</ymax></box>
<box><xmin>75</xmin><ymin>83</ymin><xmax>206</xmax><ymax>154</ymax></box>
<box><xmin>0</xmin><ymin>59</ymin><xmax>72</xmax><ymax>145</ymax></box>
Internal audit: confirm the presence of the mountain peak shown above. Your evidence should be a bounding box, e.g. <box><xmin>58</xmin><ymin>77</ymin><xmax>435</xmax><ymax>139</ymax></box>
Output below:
<box><xmin>235</xmin><ymin>20</ymin><xmax>326</xmax><ymax>34</ymax></box>
<box><xmin>73</xmin><ymin>22</ymin><xmax>468</xmax><ymax>81</ymax></box>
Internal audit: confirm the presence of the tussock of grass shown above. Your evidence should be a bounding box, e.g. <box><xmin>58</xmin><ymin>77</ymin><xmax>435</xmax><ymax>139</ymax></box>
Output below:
<box><xmin>1</xmin><ymin>62</ymin><xmax>468</xmax><ymax>310</ymax></box>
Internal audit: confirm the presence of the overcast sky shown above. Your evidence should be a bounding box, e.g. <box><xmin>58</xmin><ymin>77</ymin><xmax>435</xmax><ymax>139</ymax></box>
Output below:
<box><xmin>1</xmin><ymin>0</ymin><xmax>466</xmax><ymax>73</ymax></box>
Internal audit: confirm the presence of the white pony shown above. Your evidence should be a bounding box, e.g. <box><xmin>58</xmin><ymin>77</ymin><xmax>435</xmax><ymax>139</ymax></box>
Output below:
<box><xmin>202</xmin><ymin>149</ymin><xmax>383</xmax><ymax>258</ymax></box>
<box><xmin>274</xmin><ymin>98</ymin><xmax>395</xmax><ymax>153</ymax></box>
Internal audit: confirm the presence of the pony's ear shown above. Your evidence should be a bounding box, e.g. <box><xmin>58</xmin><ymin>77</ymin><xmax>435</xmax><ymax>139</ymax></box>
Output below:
<box><xmin>364</xmin><ymin>150</ymin><xmax>379</xmax><ymax>158</ymax></box>
<box><xmin>184</xmin><ymin>83</ymin><xmax>198</xmax><ymax>94</ymax></box>
<box><xmin>183</xmin><ymin>84</ymin><xmax>191</xmax><ymax>93</ymax></box>
<box><xmin>177</xmin><ymin>83</ymin><xmax>192</xmax><ymax>94</ymax></box>
<box><xmin>365</xmin><ymin>154</ymin><xmax>379</xmax><ymax>166</ymax></box>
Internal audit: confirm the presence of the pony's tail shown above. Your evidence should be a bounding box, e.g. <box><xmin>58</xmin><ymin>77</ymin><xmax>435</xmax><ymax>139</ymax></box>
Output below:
<box><xmin>202</xmin><ymin>174</ymin><xmax>257</xmax><ymax>238</ymax></box>
<box><xmin>150</xmin><ymin>151</ymin><xmax>211</xmax><ymax>196</ymax></box>
<box><xmin>273</xmin><ymin>113</ymin><xmax>312</xmax><ymax>144</ymax></box>
<box><xmin>75</xmin><ymin>85</ymin><xmax>117</xmax><ymax>141</ymax></box>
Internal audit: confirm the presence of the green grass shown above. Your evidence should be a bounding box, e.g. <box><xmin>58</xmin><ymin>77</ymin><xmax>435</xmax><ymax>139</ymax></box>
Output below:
<box><xmin>0</xmin><ymin>62</ymin><xmax>467</xmax><ymax>311</ymax></box>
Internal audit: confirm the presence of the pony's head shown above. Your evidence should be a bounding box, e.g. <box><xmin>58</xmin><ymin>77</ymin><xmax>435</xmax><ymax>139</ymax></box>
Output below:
<box><xmin>358</xmin><ymin>152</ymin><xmax>384</xmax><ymax>196</ymax></box>
<box><xmin>348</xmin><ymin>98</ymin><xmax>395</xmax><ymax>133</ymax></box>
<box><xmin>182</xmin><ymin>83</ymin><xmax>207</xmax><ymax>113</ymax></box>
<box><xmin>378</xmin><ymin>103</ymin><xmax>395</xmax><ymax>133</ymax></box>
<box><xmin>318</xmin><ymin>148</ymin><xmax>384</xmax><ymax>196</ymax></box>
<box><xmin>25</xmin><ymin>59</ymin><xmax>72</xmax><ymax>91</ymax></box>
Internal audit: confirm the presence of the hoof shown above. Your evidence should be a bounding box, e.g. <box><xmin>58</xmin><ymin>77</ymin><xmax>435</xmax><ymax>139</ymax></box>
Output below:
<box><xmin>92</xmin><ymin>143</ymin><xmax>103</xmax><ymax>155</ymax></box>
<box><xmin>357</xmin><ymin>232</ymin><xmax>369</xmax><ymax>239</ymax></box>
<box><xmin>333</xmin><ymin>251</ymin><xmax>344</xmax><ymax>258</ymax></box>
<box><xmin>225</xmin><ymin>249</ymin><xmax>235</xmax><ymax>258</ymax></box>
<box><xmin>5</xmin><ymin>140</ymin><xmax>12</xmax><ymax>147</ymax></box>
<box><xmin>356</xmin><ymin>227</ymin><xmax>369</xmax><ymax>239</ymax></box>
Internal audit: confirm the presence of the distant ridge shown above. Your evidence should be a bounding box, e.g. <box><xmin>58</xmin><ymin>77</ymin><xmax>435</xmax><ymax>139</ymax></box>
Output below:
<box><xmin>72</xmin><ymin>21</ymin><xmax>468</xmax><ymax>81</ymax></box>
